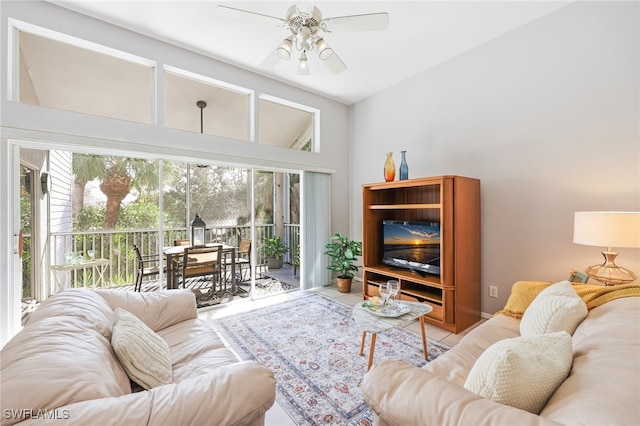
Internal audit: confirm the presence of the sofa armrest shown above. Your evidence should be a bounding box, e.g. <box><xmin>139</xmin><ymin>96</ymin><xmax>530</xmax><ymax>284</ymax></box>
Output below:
<box><xmin>17</xmin><ymin>361</ymin><xmax>275</xmax><ymax>426</ymax></box>
<box><xmin>15</xmin><ymin>391</ymin><xmax>154</xmax><ymax>426</ymax></box>
<box><xmin>146</xmin><ymin>361</ymin><xmax>276</xmax><ymax>425</ymax></box>
<box><xmin>96</xmin><ymin>289</ymin><xmax>197</xmax><ymax>331</ymax></box>
<box><xmin>362</xmin><ymin>360</ymin><xmax>563</xmax><ymax>426</ymax></box>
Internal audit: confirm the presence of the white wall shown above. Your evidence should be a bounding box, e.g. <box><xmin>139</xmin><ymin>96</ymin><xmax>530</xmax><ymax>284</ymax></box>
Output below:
<box><xmin>350</xmin><ymin>1</ymin><xmax>640</xmax><ymax>315</ymax></box>
<box><xmin>0</xmin><ymin>1</ymin><xmax>351</xmax><ymax>346</ymax></box>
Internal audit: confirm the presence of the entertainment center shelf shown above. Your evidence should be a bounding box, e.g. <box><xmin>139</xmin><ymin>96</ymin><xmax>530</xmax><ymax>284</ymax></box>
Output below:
<box><xmin>369</xmin><ymin>203</ymin><xmax>441</xmax><ymax>210</ymax></box>
<box><xmin>361</xmin><ymin>175</ymin><xmax>481</xmax><ymax>333</ymax></box>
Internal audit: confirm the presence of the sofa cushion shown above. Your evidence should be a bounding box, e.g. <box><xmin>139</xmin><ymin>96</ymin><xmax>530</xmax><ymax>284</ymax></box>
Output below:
<box><xmin>463</xmin><ymin>331</ymin><xmax>573</xmax><ymax>414</ymax></box>
<box><xmin>25</xmin><ymin>288</ymin><xmax>116</xmax><ymax>338</ymax></box>
<box><xmin>158</xmin><ymin>318</ymin><xmax>239</xmax><ymax>382</ymax></box>
<box><xmin>422</xmin><ymin>314</ymin><xmax>520</xmax><ymax>386</ymax></box>
<box><xmin>540</xmin><ymin>296</ymin><xmax>640</xmax><ymax>425</ymax></box>
<box><xmin>112</xmin><ymin>308</ymin><xmax>173</xmax><ymax>389</ymax></box>
<box><xmin>96</xmin><ymin>289</ymin><xmax>197</xmax><ymax>332</ymax></box>
<box><xmin>520</xmin><ymin>280</ymin><xmax>587</xmax><ymax>336</ymax></box>
<box><xmin>0</xmin><ymin>316</ymin><xmax>131</xmax><ymax>426</ymax></box>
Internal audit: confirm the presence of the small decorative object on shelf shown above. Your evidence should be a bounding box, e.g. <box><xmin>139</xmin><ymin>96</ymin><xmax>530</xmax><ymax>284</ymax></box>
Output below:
<box><xmin>384</xmin><ymin>152</ymin><xmax>395</xmax><ymax>182</ymax></box>
<box><xmin>65</xmin><ymin>252</ymin><xmax>82</xmax><ymax>265</ymax></box>
<box><xmin>399</xmin><ymin>150</ymin><xmax>409</xmax><ymax>180</ymax></box>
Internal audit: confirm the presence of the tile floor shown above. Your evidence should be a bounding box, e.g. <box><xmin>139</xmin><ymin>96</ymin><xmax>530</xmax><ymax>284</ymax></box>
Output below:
<box><xmin>198</xmin><ymin>280</ymin><xmax>486</xmax><ymax>425</ymax></box>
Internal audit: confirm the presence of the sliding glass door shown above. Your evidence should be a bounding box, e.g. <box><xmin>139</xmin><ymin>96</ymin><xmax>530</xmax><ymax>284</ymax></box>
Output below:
<box><xmin>16</xmin><ymin>144</ymin><xmax>305</xmax><ymax>303</ymax></box>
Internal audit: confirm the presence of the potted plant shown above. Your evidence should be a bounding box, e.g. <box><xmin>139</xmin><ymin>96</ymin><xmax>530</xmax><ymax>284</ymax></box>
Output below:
<box><xmin>261</xmin><ymin>235</ymin><xmax>288</xmax><ymax>270</ymax></box>
<box><xmin>324</xmin><ymin>232</ymin><xmax>363</xmax><ymax>293</ymax></box>
<box><xmin>293</xmin><ymin>244</ymin><xmax>300</xmax><ymax>277</ymax></box>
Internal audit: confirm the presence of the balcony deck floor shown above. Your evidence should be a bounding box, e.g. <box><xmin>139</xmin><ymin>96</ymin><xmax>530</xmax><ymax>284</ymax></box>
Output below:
<box><xmin>22</xmin><ymin>264</ymin><xmax>300</xmax><ymax>325</ymax></box>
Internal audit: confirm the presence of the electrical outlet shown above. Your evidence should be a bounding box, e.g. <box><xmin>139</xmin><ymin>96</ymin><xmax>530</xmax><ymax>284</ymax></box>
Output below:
<box><xmin>489</xmin><ymin>285</ymin><xmax>498</xmax><ymax>298</ymax></box>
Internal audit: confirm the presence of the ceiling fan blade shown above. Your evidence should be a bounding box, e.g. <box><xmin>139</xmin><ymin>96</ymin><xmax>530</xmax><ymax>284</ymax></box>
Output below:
<box><xmin>216</xmin><ymin>5</ymin><xmax>285</xmax><ymax>27</ymax></box>
<box><xmin>295</xmin><ymin>1</ymin><xmax>315</xmax><ymax>16</ymax></box>
<box><xmin>323</xmin><ymin>12</ymin><xmax>389</xmax><ymax>32</ymax></box>
<box><xmin>260</xmin><ymin>49</ymin><xmax>282</xmax><ymax>69</ymax></box>
<box><xmin>322</xmin><ymin>51</ymin><xmax>347</xmax><ymax>74</ymax></box>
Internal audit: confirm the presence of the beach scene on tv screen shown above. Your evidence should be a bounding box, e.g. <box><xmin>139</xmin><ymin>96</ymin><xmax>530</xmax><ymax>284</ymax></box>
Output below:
<box><xmin>383</xmin><ymin>221</ymin><xmax>440</xmax><ymax>266</ymax></box>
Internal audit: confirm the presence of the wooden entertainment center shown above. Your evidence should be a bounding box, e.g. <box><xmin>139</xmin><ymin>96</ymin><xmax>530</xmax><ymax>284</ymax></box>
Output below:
<box><xmin>361</xmin><ymin>175</ymin><xmax>481</xmax><ymax>333</ymax></box>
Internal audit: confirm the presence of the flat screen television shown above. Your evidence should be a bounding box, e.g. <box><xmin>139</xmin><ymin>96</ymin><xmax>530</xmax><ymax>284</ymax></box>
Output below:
<box><xmin>382</xmin><ymin>220</ymin><xmax>441</xmax><ymax>276</ymax></box>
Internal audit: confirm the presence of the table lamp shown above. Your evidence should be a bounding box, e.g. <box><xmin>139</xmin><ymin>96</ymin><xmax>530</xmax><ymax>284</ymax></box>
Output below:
<box><xmin>573</xmin><ymin>212</ymin><xmax>640</xmax><ymax>286</ymax></box>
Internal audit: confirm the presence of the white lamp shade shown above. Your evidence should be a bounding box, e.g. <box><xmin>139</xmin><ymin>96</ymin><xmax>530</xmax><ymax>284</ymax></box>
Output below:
<box><xmin>573</xmin><ymin>212</ymin><xmax>640</xmax><ymax>248</ymax></box>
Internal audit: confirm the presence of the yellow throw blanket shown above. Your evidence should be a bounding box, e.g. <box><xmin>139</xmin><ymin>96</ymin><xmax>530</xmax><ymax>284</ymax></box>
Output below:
<box><xmin>495</xmin><ymin>281</ymin><xmax>640</xmax><ymax>319</ymax></box>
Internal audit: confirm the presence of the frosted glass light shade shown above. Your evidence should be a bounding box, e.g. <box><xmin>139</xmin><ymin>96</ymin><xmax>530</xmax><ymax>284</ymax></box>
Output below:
<box><xmin>276</xmin><ymin>38</ymin><xmax>292</xmax><ymax>60</ymax></box>
<box><xmin>297</xmin><ymin>51</ymin><xmax>309</xmax><ymax>75</ymax></box>
<box><xmin>316</xmin><ymin>38</ymin><xmax>334</xmax><ymax>60</ymax></box>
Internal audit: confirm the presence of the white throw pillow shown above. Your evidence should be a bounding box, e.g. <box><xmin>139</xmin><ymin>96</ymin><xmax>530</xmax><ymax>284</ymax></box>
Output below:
<box><xmin>111</xmin><ymin>307</ymin><xmax>172</xmax><ymax>389</ymax></box>
<box><xmin>463</xmin><ymin>331</ymin><xmax>573</xmax><ymax>414</ymax></box>
<box><xmin>520</xmin><ymin>280</ymin><xmax>588</xmax><ymax>337</ymax></box>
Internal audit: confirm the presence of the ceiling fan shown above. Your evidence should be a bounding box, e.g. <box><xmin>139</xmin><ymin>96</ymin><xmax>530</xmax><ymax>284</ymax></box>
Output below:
<box><xmin>217</xmin><ymin>3</ymin><xmax>389</xmax><ymax>75</ymax></box>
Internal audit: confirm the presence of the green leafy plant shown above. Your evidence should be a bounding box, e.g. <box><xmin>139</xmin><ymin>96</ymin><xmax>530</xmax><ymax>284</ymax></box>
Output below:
<box><xmin>293</xmin><ymin>244</ymin><xmax>300</xmax><ymax>267</ymax></box>
<box><xmin>324</xmin><ymin>233</ymin><xmax>363</xmax><ymax>279</ymax></box>
<box><xmin>261</xmin><ymin>235</ymin><xmax>289</xmax><ymax>259</ymax></box>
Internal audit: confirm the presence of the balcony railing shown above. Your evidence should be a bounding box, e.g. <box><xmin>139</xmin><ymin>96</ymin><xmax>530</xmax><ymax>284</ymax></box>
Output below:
<box><xmin>49</xmin><ymin>224</ymin><xmax>300</xmax><ymax>289</ymax></box>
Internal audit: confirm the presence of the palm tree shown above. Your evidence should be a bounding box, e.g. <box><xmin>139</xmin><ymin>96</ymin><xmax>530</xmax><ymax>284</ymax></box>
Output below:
<box><xmin>71</xmin><ymin>153</ymin><xmax>103</xmax><ymax>217</ymax></box>
<box><xmin>72</xmin><ymin>154</ymin><xmax>159</xmax><ymax>229</ymax></box>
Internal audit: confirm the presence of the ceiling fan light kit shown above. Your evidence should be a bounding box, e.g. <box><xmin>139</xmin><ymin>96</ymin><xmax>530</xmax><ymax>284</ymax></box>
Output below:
<box><xmin>217</xmin><ymin>3</ymin><xmax>389</xmax><ymax>75</ymax></box>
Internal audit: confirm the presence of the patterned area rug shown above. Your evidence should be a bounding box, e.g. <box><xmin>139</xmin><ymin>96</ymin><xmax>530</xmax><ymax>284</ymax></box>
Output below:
<box><xmin>211</xmin><ymin>293</ymin><xmax>450</xmax><ymax>425</ymax></box>
<box><xmin>244</xmin><ymin>279</ymin><xmax>298</xmax><ymax>298</ymax></box>
<box><xmin>195</xmin><ymin>278</ymin><xmax>297</xmax><ymax>308</ymax></box>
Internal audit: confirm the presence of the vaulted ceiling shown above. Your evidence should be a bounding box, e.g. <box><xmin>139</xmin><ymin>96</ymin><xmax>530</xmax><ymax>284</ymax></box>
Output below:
<box><xmin>19</xmin><ymin>1</ymin><xmax>571</xmax><ymax>149</ymax></box>
<box><xmin>51</xmin><ymin>1</ymin><xmax>571</xmax><ymax>105</ymax></box>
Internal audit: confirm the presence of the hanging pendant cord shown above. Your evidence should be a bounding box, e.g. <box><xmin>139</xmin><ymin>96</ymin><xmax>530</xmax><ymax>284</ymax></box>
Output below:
<box><xmin>197</xmin><ymin>100</ymin><xmax>207</xmax><ymax>134</ymax></box>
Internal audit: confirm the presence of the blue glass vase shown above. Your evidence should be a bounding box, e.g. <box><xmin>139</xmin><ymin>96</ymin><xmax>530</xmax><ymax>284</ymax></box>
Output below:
<box><xmin>399</xmin><ymin>150</ymin><xmax>409</xmax><ymax>180</ymax></box>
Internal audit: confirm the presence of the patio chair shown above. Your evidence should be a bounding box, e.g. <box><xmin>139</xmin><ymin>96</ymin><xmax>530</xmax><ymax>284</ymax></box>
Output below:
<box><xmin>133</xmin><ymin>245</ymin><xmax>165</xmax><ymax>292</ymax></box>
<box><xmin>174</xmin><ymin>239</ymin><xmax>190</xmax><ymax>246</ymax></box>
<box><xmin>178</xmin><ymin>245</ymin><xmax>223</xmax><ymax>293</ymax></box>
<box><xmin>231</xmin><ymin>238</ymin><xmax>251</xmax><ymax>283</ymax></box>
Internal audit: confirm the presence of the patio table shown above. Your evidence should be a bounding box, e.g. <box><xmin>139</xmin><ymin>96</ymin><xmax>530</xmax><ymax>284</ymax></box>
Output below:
<box><xmin>163</xmin><ymin>243</ymin><xmax>235</xmax><ymax>292</ymax></box>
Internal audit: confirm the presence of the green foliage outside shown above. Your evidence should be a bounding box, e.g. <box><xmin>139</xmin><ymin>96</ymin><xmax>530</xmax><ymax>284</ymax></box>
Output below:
<box><xmin>73</xmin><ymin>161</ymin><xmax>255</xmax><ymax>231</ymax></box>
<box><xmin>261</xmin><ymin>235</ymin><xmax>289</xmax><ymax>259</ymax></box>
<box><xmin>20</xmin><ymin>167</ymin><xmax>33</xmax><ymax>299</ymax></box>
<box><xmin>68</xmin><ymin>154</ymin><xmax>297</xmax><ymax>287</ymax></box>
<box><xmin>74</xmin><ymin>201</ymin><xmax>161</xmax><ymax>231</ymax></box>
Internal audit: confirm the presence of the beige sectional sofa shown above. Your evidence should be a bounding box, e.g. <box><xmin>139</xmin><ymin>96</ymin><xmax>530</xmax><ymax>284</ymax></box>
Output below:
<box><xmin>362</xmin><ymin>283</ymin><xmax>640</xmax><ymax>426</ymax></box>
<box><xmin>1</xmin><ymin>289</ymin><xmax>275</xmax><ymax>425</ymax></box>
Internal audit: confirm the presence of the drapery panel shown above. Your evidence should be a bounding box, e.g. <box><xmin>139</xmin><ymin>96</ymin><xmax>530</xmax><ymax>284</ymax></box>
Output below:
<box><xmin>300</xmin><ymin>171</ymin><xmax>331</xmax><ymax>290</ymax></box>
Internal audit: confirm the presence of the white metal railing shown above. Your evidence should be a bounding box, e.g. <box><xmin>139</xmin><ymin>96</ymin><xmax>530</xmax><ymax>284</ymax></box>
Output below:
<box><xmin>49</xmin><ymin>224</ymin><xmax>300</xmax><ymax>288</ymax></box>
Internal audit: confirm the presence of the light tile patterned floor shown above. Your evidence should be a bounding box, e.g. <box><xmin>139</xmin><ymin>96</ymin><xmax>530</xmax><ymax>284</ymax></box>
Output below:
<box><xmin>198</xmin><ymin>280</ymin><xmax>485</xmax><ymax>425</ymax></box>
